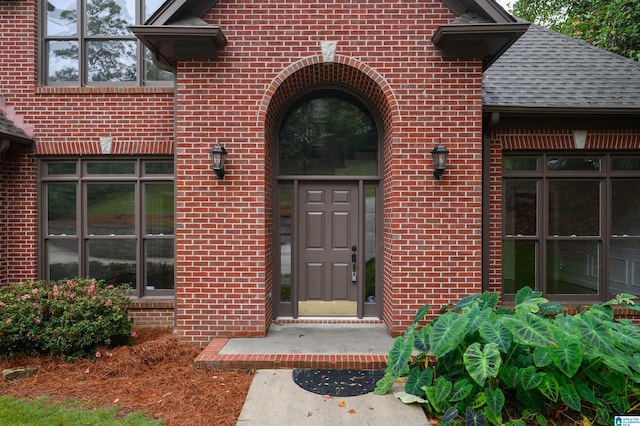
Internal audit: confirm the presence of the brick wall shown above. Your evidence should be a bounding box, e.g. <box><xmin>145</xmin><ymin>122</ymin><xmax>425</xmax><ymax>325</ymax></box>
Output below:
<box><xmin>173</xmin><ymin>0</ymin><xmax>485</xmax><ymax>344</ymax></box>
<box><xmin>3</xmin><ymin>0</ymin><xmax>488</xmax><ymax>344</ymax></box>
<box><xmin>0</xmin><ymin>0</ymin><xmax>175</xmax><ymax>323</ymax></box>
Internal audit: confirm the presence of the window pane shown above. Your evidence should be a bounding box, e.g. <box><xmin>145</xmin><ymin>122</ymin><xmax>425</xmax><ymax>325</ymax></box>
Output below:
<box><xmin>145</xmin><ymin>0</ymin><xmax>165</xmax><ymax>20</ymax></box>
<box><xmin>88</xmin><ymin>239</ymin><xmax>136</xmax><ymax>288</ymax></box>
<box><xmin>87</xmin><ymin>183</ymin><xmax>135</xmax><ymax>235</ymax></box>
<box><xmin>86</xmin><ymin>0</ymin><xmax>135</xmax><ymax>36</ymax></box>
<box><xmin>365</xmin><ymin>187</ymin><xmax>376</xmax><ymax>303</ymax></box>
<box><xmin>47</xmin><ymin>183</ymin><xmax>77</xmax><ymax>235</ymax></box>
<box><xmin>48</xmin><ymin>239</ymin><xmax>78</xmax><ymax>280</ymax></box>
<box><xmin>612</xmin><ymin>157</ymin><xmax>640</xmax><ymax>171</ymax></box>
<box><xmin>144</xmin><ymin>48</ymin><xmax>174</xmax><ymax>82</ymax></box>
<box><xmin>87</xmin><ymin>40</ymin><xmax>136</xmax><ymax>82</ymax></box>
<box><xmin>87</xmin><ymin>161</ymin><xmax>135</xmax><ymax>174</ymax></box>
<box><xmin>610</xmin><ymin>240</ymin><xmax>640</xmax><ymax>296</ymax></box>
<box><xmin>503</xmin><ymin>240</ymin><xmax>536</xmax><ymax>294</ymax></box>
<box><xmin>548</xmin><ymin>180</ymin><xmax>599</xmax><ymax>236</ymax></box>
<box><xmin>144</xmin><ymin>161</ymin><xmax>173</xmax><ymax>175</ymax></box>
<box><xmin>279</xmin><ymin>90</ymin><xmax>378</xmax><ymax>176</ymax></box>
<box><xmin>47</xmin><ymin>40</ymin><xmax>79</xmax><ymax>82</ymax></box>
<box><xmin>47</xmin><ymin>162</ymin><xmax>77</xmax><ymax>175</ymax></box>
<box><xmin>46</xmin><ymin>0</ymin><xmax>77</xmax><ymax>36</ymax></box>
<box><xmin>146</xmin><ymin>239</ymin><xmax>175</xmax><ymax>290</ymax></box>
<box><xmin>145</xmin><ymin>183</ymin><xmax>174</xmax><ymax>235</ymax></box>
<box><xmin>279</xmin><ymin>187</ymin><xmax>292</xmax><ymax>302</ymax></box>
<box><xmin>504</xmin><ymin>157</ymin><xmax>538</xmax><ymax>171</ymax></box>
<box><xmin>548</xmin><ymin>157</ymin><xmax>601</xmax><ymax>171</ymax></box>
<box><xmin>504</xmin><ymin>180</ymin><xmax>536</xmax><ymax>236</ymax></box>
<box><xmin>612</xmin><ymin>180</ymin><xmax>640</xmax><ymax>236</ymax></box>
<box><xmin>547</xmin><ymin>240</ymin><xmax>598</xmax><ymax>294</ymax></box>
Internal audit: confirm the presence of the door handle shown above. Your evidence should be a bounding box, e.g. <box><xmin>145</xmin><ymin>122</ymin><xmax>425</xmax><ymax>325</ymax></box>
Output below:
<box><xmin>351</xmin><ymin>245</ymin><xmax>357</xmax><ymax>283</ymax></box>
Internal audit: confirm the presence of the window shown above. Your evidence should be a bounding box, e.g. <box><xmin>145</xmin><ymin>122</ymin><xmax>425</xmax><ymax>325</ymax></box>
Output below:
<box><xmin>278</xmin><ymin>88</ymin><xmax>379</xmax><ymax>176</ymax></box>
<box><xmin>42</xmin><ymin>159</ymin><xmax>175</xmax><ymax>297</ymax></box>
<box><xmin>503</xmin><ymin>153</ymin><xmax>640</xmax><ymax>300</ymax></box>
<box><xmin>43</xmin><ymin>0</ymin><xmax>173</xmax><ymax>86</ymax></box>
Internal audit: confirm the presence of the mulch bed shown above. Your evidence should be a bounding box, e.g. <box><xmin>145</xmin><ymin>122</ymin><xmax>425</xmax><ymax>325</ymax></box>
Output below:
<box><xmin>0</xmin><ymin>328</ymin><xmax>254</xmax><ymax>426</ymax></box>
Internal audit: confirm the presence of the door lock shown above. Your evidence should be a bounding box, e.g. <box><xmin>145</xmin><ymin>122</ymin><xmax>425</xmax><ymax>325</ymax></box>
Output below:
<box><xmin>351</xmin><ymin>245</ymin><xmax>357</xmax><ymax>283</ymax></box>
<box><xmin>351</xmin><ymin>271</ymin><xmax>357</xmax><ymax>282</ymax></box>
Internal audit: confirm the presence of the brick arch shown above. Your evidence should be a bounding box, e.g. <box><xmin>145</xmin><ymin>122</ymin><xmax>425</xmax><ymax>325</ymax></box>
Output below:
<box><xmin>260</xmin><ymin>54</ymin><xmax>400</xmax><ymax>158</ymax></box>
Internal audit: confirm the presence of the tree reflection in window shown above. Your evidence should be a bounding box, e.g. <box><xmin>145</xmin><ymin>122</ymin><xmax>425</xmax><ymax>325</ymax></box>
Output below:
<box><xmin>278</xmin><ymin>89</ymin><xmax>378</xmax><ymax>176</ymax></box>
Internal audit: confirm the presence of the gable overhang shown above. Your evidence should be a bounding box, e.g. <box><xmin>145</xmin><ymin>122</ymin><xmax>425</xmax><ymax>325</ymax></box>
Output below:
<box><xmin>443</xmin><ymin>0</ymin><xmax>515</xmax><ymax>23</ymax></box>
<box><xmin>484</xmin><ymin>106</ymin><xmax>640</xmax><ymax>129</ymax></box>
<box><xmin>130</xmin><ymin>24</ymin><xmax>227</xmax><ymax>72</ymax></box>
<box><xmin>432</xmin><ymin>23</ymin><xmax>530</xmax><ymax>70</ymax></box>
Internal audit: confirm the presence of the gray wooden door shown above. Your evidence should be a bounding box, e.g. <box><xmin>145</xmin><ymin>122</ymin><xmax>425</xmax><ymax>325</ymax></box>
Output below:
<box><xmin>297</xmin><ymin>183</ymin><xmax>359</xmax><ymax>316</ymax></box>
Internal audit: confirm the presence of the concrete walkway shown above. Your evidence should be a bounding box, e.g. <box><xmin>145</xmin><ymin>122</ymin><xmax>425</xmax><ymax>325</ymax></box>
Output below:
<box><xmin>236</xmin><ymin>369</ymin><xmax>427</xmax><ymax>425</ymax></box>
<box><xmin>194</xmin><ymin>322</ymin><xmax>428</xmax><ymax>424</ymax></box>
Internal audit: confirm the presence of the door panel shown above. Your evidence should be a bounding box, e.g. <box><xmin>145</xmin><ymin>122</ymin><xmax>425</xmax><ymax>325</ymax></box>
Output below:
<box><xmin>298</xmin><ymin>183</ymin><xmax>359</xmax><ymax>316</ymax></box>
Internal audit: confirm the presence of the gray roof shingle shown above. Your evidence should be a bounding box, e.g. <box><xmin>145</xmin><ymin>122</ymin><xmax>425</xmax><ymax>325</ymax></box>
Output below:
<box><xmin>0</xmin><ymin>111</ymin><xmax>31</xmax><ymax>143</ymax></box>
<box><xmin>483</xmin><ymin>24</ymin><xmax>640</xmax><ymax>111</ymax></box>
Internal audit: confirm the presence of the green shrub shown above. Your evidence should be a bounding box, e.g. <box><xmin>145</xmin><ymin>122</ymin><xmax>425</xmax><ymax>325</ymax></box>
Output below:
<box><xmin>0</xmin><ymin>278</ymin><xmax>134</xmax><ymax>361</ymax></box>
<box><xmin>374</xmin><ymin>287</ymin><xmax>640</xmax><ymax>425</ymax></box>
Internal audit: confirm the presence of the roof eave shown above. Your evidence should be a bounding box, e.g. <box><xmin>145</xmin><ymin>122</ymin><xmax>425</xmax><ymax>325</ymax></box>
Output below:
<box><xmin>483</xmin><ymin>106</ymin><xmax>640</xmax><ymax>129</ymax></box>
<box><xmin>130</xmin><ymin>25</ymin><xmax>227</xmax><ymax>72</ymax></box>
<box><xmin>146</xmin><ymin>0</ymin><xmax>219</xmax><ymax>25</ymax></box>
<box><xmin>443</xmin><ymin>0</ymin><xmax>516</xmax><ymax>23</ymax></box>
<box><xmin>432</xmin><ymin>23</ymin><xmax>530</xmax><ymax>70</ymax></box>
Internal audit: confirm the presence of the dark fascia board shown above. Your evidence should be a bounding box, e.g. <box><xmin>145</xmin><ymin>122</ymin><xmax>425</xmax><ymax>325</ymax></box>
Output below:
<box><xmin>146</xmin><ymin>0</ymin><xmax>219</xmax><ymax>25</ymax></box>
<box><xmin>0</xmin><ymin>132</ymin><xmax>32</xmax><ymax>145</ymax></box>
<box><xmin>484</xmin><ymin>107</ymin><xmax>640</xmax><ymax>129</ymax></box>
<box><xmin>130</xmin><ymin>25</ymin><xmax>227</xmax><ymax>72</ymax></box>
<box><xmin>432</xmin><ymin>23</ymin><xmax>530</xmax><ymax>70</ymax></box>
<box><xmin>442</xmin><ymin>0</ymin><xmax>515</xmax><ymax>23</ymax></box>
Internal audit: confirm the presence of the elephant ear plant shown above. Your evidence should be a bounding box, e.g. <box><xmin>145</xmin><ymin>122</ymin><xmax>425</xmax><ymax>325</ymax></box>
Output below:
<box><xmin>374</xmin><ymin>287</ymin><xmax>640</xmax><ymax>425</ymax></box>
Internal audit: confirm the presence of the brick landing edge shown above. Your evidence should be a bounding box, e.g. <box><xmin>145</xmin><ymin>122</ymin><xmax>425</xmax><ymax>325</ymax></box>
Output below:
<box><xmin>193</xmin><ymin>338</ymin><xmax>389</xmax><ymax>370</ymax></box>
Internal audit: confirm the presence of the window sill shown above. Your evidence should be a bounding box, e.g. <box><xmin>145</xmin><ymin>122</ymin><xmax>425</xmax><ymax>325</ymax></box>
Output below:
<box><xmin>36</xmin><ymin>86</ymin><xmax>174</xmax><ymax>95</ymax></box>
<box><xmin>129</xmin><ymin>298</ymin><xmax>175</xmax><ymax>310</ymax></box>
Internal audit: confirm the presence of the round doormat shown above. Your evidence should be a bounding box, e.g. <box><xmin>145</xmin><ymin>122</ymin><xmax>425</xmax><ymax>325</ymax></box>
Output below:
<box><xmin>292</xmin><ymin>369</ymin><xmax>385</xmax><ymax>397</ymax></box>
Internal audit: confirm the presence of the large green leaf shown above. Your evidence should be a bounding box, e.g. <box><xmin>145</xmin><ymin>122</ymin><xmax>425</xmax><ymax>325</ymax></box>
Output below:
<box><xmin>559</xmin><ymin>383</ymin><xmax>581</xmax><ymax>412</ymax></box>
<box><xmin>574</xmin><ymin>380</ymin><xmax>595</xmax><ymax>405</ymax></box>
<box><xmin>373</xmin><ymin>372</ymin><xmax>396</xmax><ymax>395</ymax></box>
<box><xmin>602</xmin><ymin>352</ymin><xmax>633</xmax><ymax>376</ymax></box>
<box><xmin>393</xmin><ymin>391</ymin><xmax>426</xmax><ymax>404</ymax></box>
<box><xmin>450</xmin><ymin>378</ymin><xmax>473</xmax><ymax>402</ymax></box>
<box><xmin>538</xmin><ymin>301</ymin><xmax>565</xmax><ymax>315</ymax></box>
<box><xmin>413</xmin><ymin>325</ymin><xmax>430</xmax><ymax>353</ymax></box>
<box><xmin>464</xmin><ymin>342</ymin><xmax>501</xmax><ymax>386</ymax></box>
<box><xmin>479</xmin><ymin>320</ymin><xmax>512</xmax><ymax>353</ymax></box>
<box><xmin>485</xmin><ymin>387</ymin><xmax>505</xmax><ymax>415</ymax></box>
<box><xmin>503</xmin><ymin>310</ymin><xmax>555</xmax><ymax>348</ymax></box>
<box><xmin>550</xmin><ymin>334</ymin><xmax>582</xmax><ymax>378</ymax></box>
<box><xmin>610</xmin><ymin>322</ymin><xmax>640</xmax><ymax>352</ymax></box>
<box><xmin>387</xmin><ymin>335</ymin><xmax>413</xmax><ymax>377</ymax></box>
<box><xmin>537</xmin><ymin>373</ymin><xmax>559</xmax><ymax>402</ymax></box>
<box><xmin>574</xmin><ymin>311</ymin><xmax>615</xmax><ymax>355</ymax></box>
<box><xmin>520</xmin><ymin>366</ymin><xmax>544</xmax><ymax>390</ymax></box>
<box><xmin>479</xmin><ymin>291</ymin><xmax>500</xmax><ymax>310</ymax></box>
<box><xmin>514</xmin><ymin>286</ymin><xmax>543</xmax><ymax>305</ymax></box>
<box><xmin>464</xmin><ymin>306</ymin><xmax>492</xmax><ymax>337</ymax></box>
<box><xmin>429</xmin><ymin>311</ymin><xmax>469</xmax><ymax>358</ymax></box>
<box><xmin>425</xmin><ymin>377</ymin><xmax>453</xmax><ymax>413</ymax></box>
<box><xmin>465</xmin><ymin>407</ymin><xmax>486</xmax><ymax>426</ymax></box>
<box><xmin>532</xmin><ymin>346</ymin><xmax>552</xmax><ymax>368</ymax></box>
<box><xmin>453</xmin><ymin>293</ymin><xmax>480</xmax><ymax>311</ymax></box>
<box><xmin>404</xmin><ymin>366</ymin><xmax>433</xmax><ymax>396</ymax></box>
<box><xmin>413</xmin><ymin>303</ymin><xmax>430</xmax><ymax>324</ymax></box>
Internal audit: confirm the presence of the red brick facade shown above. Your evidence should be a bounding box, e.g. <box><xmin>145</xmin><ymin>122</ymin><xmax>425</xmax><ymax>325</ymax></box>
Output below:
<box><xmin>2</xmin><ymin>0</ymin><xmax>639</xmax><ymax>346</ymax></box>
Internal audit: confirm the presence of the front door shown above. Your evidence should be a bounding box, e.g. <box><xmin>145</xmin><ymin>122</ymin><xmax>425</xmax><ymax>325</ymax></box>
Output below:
<box><xmin>297</xmin><ymin>182</ymin><xmax>359</xmax><ymax>316</ymax></box>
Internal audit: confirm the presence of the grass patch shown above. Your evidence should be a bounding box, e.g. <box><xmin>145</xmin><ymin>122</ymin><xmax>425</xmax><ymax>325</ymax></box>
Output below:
<box><xmin>0</xmin><ymin>396</ymin><xmax>163</xmax><ymax>425</ymax></box>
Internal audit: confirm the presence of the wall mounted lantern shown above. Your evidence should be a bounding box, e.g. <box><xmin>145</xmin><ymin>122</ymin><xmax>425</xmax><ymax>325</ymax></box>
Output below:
<box><xmin>210</xmin><ymin>141</ymin><xmax>228</xmax><ymax>180</ymax></box>
<box><xmin>431</xmin><ymin>140</ymin><xmax>449</xmax><ymax>180</ymax></box>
